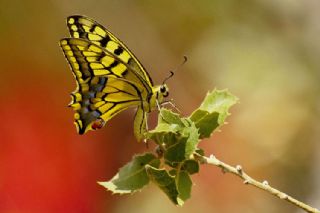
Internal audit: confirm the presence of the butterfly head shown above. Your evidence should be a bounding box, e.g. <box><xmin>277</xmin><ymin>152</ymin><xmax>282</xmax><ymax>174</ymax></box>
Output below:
<box><xmin>156</xmin><ymin>70</ymin><xmax>173</xmax><ymax>101</ymax></box>
<box><xmin>160</xmin><ymin>84</ymin><xmax>169</xmax><ymax>98</ymax></box>
<box><xmin>149</xmin><ymin>84</ymin><xmax>169</xmax><ymax>111</ymax></box>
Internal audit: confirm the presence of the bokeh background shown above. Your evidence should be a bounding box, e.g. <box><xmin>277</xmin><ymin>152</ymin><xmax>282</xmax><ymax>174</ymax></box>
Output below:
<box><xmin>1</xmin><ymin>0</ymin><xmax>320</xmax><ymax>212</ymax></box>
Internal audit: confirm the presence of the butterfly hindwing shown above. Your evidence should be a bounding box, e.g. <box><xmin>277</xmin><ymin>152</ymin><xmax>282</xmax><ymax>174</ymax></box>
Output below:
<box><xmin>60</xmin><ymin>38</ymin><xmax>146</xmax><ymax>134</ymax></box>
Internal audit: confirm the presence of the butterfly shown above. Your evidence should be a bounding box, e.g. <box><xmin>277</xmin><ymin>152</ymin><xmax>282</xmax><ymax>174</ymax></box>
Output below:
<box><xmin>59</xmin><ymin>15</ymin><xmax>171</xmax><ymax>141</ymax></box>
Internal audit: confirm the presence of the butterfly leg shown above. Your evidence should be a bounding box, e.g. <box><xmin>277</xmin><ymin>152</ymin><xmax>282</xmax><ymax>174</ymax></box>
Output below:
<box><xmin>156</xmin><ymin>100</ymin><xmax>171</xmax><ymax>124</ymax></box>
<box><xmin>143</xmin><ymin>112</ymin><xmax>149</xmax><ymax>146</ymax></box>
<box><xmin>161</xmin><ymin>99</ymin><xmax>181</xmax><ymax>113</ymax></box>
<box><xmin>156</xmin><ymin>100</ymin><xmax>164</xmax><ymax>119</ymax></box>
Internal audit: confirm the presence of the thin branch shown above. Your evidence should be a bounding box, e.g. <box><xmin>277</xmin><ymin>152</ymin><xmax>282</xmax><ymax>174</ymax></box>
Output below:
<box><xmin>195</xmin><ymin>154</ymin><xmax>320</xmax><ymax>213</ymax></box>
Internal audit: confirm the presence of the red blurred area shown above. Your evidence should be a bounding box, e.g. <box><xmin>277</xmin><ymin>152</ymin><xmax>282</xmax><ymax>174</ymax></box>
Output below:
<box><xmin>0</xmin><ymin>69</ymin><xmax>131</xmax><ymax>212</ymax></box>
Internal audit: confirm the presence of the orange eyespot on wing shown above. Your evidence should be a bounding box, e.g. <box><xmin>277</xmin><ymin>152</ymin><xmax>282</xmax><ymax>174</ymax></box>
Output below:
<box><xmin>91</xmin><ymin>118</ymin><xmax>105</xmax><ymax>130</ymax></box>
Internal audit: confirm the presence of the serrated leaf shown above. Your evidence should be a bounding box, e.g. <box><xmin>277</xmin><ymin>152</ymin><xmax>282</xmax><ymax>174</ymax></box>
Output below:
<box><xmin>182</xmin><ymin>160</ymin><xmax>199</xmax><ymax>175</ymax></box>
<box><xmin>152</xmin><ymin>123</ymin><xmax>179</xmax><ymax>132</ymax></box>
<box><xmin>197</xmin><ymin>89</ymin><xmax>238</xmax><ymax>114</ymax></box>
<box><xmin>145</xmin><ymin>165</ymin><xmax>183</xmax><ymax>205</ymax></box>
<box><xmin>164</xmin><ymin>119</ymin><xmax>199</xmax><ymax>165</ymax></box>
<box><xmin>158</xmin><ymin>109</ymin><xmax>186</xmax><ymax>127</ymax></box>
<box><xmin>98</xmin><ymin>153</ymin><xmax>160</xmax><ymax>194</ymax></box>
<box><xmin>183</xmin><ymin>120</ymin><xmax>200</xmax><ymax>158</ymax></box>
<box><xmin>146</xmin><ymin>130</ymin><xmax>179</xmax><ymax>145</ymax></box>
<box><xmin>176</xmin><ymin>171</ymin><xmax>192</xmax><ymax>201</ymax></box>
<box><xmin>164</xmin><ymin>138</ymin><xmax>188</xmax><ymax>164</ymax></box>
<box><xmin>169</xmin><ymin>169</ymin><xmax>177</xmax><ymax>176</ymax></box>
<box><xmin>146</xmin><ymin>110</ymin><xmax>186</xmax><ymax>145</ymax></box>
<box><xmin>146</xmin><ymin>109</ymin><xmax>192</xmax><ymax>145</ymax></box>
<box><xmin>190</xmin><ymin>89</ymin><xmax>238</xmax><ymax>138</ymax></box>
<box><xmin>190</xmin><ymin>110</ymin><xmax>219</xmax><ymax>138</ymax></box>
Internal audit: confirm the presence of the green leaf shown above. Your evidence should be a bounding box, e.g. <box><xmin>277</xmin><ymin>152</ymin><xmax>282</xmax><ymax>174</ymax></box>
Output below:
<box><xmin>146</xmin><ymin>109</ymin><xmax>187</xmax><ymax>145</ymax></box>
<box><xmin>181</xmin><ymin>160</ymin><xmax>199</xmax><ymax>175</ymax></box>
<box><xmin>183</xmin><ymin>120</ymin><xmax>200</xmax><ymax>158</ymax></box>
<box><xmin>146</xmin><ymin>110</ymin><xmax>200</xmax><ymax>166</ymax></box>
<box><xmin>145</xmin><ymin>165</ymin><xmax>183</xmax><ymax>205</ymax></box>
<box><xmin>190</xmin><ymin>89</ymin><xmax>238</xmax><ymax>138</ymax></box>
<box><xmin>98</xmin><ymin>153</ymin><xmax>160</xmax><ymax>194</ymax></box>
<box><xmin>190</xmin><ymin>111</ymin><xmax>219</xmax><ymax>138</ymax></box>
<box><xmin>164</xmin><ymin>138</ymin><xmax>188</xmax><ymax>165</ymax></box>
<box><xmin>164</xmin><ymin>119</ymin><xmax>199</xmax><ymax>165</ymax></box>
<box><xmin>159</xmin><ymin>108</ymin><xmax>187</xmax><ymax>127</ymax></box>
<box><xmin>176</xmin><ymin>171</ymin><xmax>192</xmax><ymax>201</ymax></box>
<box><xmin>146</xmin><ymin>166</ymin><xmax>192</xmax><ymax>206</ymax></box>
<box><xmin>97</xmin><ymin>89</ymin><xmax>238</xmax><ymax>206</ymax></box>
<box><xmin>146</xmin><ymin>125</ymin><xmax>180</xmax><ymax>145</ymax></box>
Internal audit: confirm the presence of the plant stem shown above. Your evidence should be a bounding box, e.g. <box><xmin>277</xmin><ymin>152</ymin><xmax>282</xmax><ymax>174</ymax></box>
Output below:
<box><xmin>196</xmin><ymin>154</ymin><xmax>320</xmax><ymax>213</ymax></box>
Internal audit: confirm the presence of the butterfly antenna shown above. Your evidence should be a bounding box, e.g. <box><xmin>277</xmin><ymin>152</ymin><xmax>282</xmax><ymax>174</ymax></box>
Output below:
<box><xmin>162</xmin><ymin>55</ymin><xmax>188</xmax><ymax>84</ymax></box>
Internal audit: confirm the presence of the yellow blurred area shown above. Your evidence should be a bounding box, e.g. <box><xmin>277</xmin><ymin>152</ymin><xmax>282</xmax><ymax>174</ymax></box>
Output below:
<box><xmin>0</xmin><ymin>0</ymin><xmax>319</xmax><ymax>212</ymax></box>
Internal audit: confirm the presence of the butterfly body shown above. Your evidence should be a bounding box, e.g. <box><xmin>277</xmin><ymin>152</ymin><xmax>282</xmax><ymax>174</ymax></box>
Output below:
<box><xmin>60</xmin><ymin>15</ymin><xmax>169</xmax><ymax>140</ymax></box>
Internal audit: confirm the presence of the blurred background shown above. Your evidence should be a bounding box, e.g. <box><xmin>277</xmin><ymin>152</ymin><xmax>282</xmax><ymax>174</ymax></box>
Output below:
<box><xmin>1</xmin><ymin>0</ymin><xmax>320</xmax><ymax>212</ymax></box>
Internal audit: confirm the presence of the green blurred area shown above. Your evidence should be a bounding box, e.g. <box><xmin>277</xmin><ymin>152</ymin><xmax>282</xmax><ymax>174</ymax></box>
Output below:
<box><xmin>0</xmin><ymin>0</ymin><xmax>319</xmax><ymax>212</ymax></box>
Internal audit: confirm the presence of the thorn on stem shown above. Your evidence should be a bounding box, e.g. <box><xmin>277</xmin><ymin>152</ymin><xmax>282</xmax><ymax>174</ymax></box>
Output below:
<box><xmin>236</xmin><ymin>165</ymin><xmax>243</xmax><ymax>174</ymax></box>
<box><xmin>280</xmin><ymin>193</ymin><xmax>288</xmax><ymax>200</ymax></box>
<box><xmin>243</xmin><ymin>180</ymin><xmax>249</xmax><ymax>184</ymax></box>
<box><xmin>262</xmin><ymin>180</ymin><xmax>269</xmax><ymax>186</ymax></box>
<box><xmin>221</xmin><ymin>168</ymin><xmax>227</xmax><ymax>174</ymax></box>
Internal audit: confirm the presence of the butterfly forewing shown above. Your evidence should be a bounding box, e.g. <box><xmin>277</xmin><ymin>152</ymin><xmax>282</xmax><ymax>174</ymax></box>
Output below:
<box><xmin>66</xmin><ymin>15</ymin><xmax>153</xmax><ymax>93</ymax></box>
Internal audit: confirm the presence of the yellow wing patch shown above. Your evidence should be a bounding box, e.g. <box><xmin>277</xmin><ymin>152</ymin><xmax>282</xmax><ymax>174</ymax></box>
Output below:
<box><xmin>66</xmin><ymin>15</ymin><xmax>153</xmax><ymax>91</ymax></box>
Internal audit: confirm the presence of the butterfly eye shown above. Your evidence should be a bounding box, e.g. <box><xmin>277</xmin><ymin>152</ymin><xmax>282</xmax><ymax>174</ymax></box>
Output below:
<box><xmin>91</xmin><ymin>118</ymin><xmax>105</xmax><ymax>130</ymax></box>
<box><xmin>160</xmin><ymin>85</ymin><xmax>166</xmax><ymax>93</ymax></box>
<box><xmin>160</xmin><ymin>85</ymin><xmax>169</xmax><ymax>97</ymax></box>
